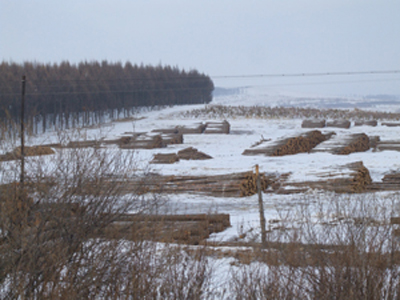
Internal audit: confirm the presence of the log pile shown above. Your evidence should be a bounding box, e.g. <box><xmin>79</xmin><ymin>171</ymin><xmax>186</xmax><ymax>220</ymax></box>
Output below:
<box><xmin>354</xmin><ymin>120</ymin><xmax>378</xmax><ymax>127</ymax></box>
<box><xmin>312</xmin><ymin>133</ymin><xmax>370</xmax><ymax>155</ymax></box>
<box><xmin>0</xmin><ymin>146</ymin><xmax>55</xmax><ymax>161</ymax></box>
<box><xmin>367</xmin><ymin>173</ymin><xmax>400</xmax><ymax>192</ymax></box>
<box><xmin>100</xmin><ymin>213</ymin><xmax>231</xmax><ymax>244</ymax></box>
<box><xmin>152</xmin><ymin>123</ymin><xmax>206</xmax><ymax>134</ymax></box>
<box><xmin>279</xmin><ymin>161</ymin><xmax>372</xmax><ymax>194</ymax></box>
<box><xmin>176</xmin><ymin>123</ymin><xmax>206</xmax><ymax>134</ymax></box>
<box><xmin>119</xmin><ymin>134</ymin><xmax>164</xmax><ymax>149</ymax></box>
<box><xmin>66</xmin><ymin>140</ymin><xmax>102</xmax><ymax>148</ymax></box>
<box><xmin>150</xmin><ymin>153</ymin><xmax>180</xmax><ymax>164</ymax></box>
<box><xmin>150</xmin><ymin>147</ymin><xmax>212</xmax><ymax>164</ymax></box>
<box><xmin>369</xmin><ymin>136</ymin><xmax>380</xmax><ymax>150</ymax></box>
<box><xmin>242</xmin><ymin>130</ymin><xmax>332</xmax><ymax>156</ymax></box>
<box><xmin>120</xmin><ymin>171</ymin><xmax>273</xmax><ymax>197</ymax></box>
<box><xmin>160</xmin><ymin>133</ymin><xmax>183</xmax><ymax>145</ymax></box>
<box><xmin>374</xmin><ymin>140</ymin><xmax>400</xmax><ymax>152</ymax></box>
<box><xmin>326</xmin><ymin>119</ymin><xmax>351</xmax><ymax>129</ymax></box>
<box><xmin>177</xmin><ymin>147</ymin><xmax>212</xmax><ymax>160</ymax></box>
<box><xmin>301</xmin><ymin>119</ymin><xmax>326</xmax><ymax>128</ymax></box>
<box><xmin>382</xmin><ymin>122</ymin><xmax>400</xmax><ymax>127</ymax></box>
<box><xmin>204</xmin><ymin>120</ymin><xmax>230</xmax><ymax>134</ymax></box>
<box><xmin>336</xmin><ymin>133</ymin><xmax>370</xmax><ymax>155</ymax></box>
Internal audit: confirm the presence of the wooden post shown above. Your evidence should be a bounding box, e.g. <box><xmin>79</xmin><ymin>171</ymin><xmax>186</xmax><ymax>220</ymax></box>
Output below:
<box><xmin>256</xmin><ymin>164</ymin><xmax>267</xmax><ymax>246</ymax></box>
<box><xmin>20</xmin><ymin>75</ymin><xmax>26</xmax><ymax>185</ymax></box>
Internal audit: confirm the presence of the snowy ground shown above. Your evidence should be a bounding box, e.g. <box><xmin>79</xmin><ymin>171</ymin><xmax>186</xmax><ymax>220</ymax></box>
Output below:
<box><xmin>9</xmin><ymin>86</ymin><xmax>400</xmax><ymax>243</ymax></box>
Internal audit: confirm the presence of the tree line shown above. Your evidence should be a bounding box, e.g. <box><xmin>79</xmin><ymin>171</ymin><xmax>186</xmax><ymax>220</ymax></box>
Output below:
<box><xmin>0</xmin><ymin>61</ymin><xmax>214</xmax><ymax>133</ymax></box>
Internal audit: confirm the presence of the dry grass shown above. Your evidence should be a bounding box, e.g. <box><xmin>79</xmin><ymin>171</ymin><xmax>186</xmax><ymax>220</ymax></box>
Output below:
<box><xmin>175</xmin><ymin>105</ymin><xmax>400</xmax><ymax>121</ymax></box>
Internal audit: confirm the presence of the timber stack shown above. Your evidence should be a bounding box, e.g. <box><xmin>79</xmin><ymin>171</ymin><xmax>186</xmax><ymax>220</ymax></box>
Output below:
<box><xmin>100</xmin><ymin>213</ymin><xmax>231</xmax><ymax>244</ymax></box>
<box><xmin>177</xmin><ymin>147</ymin><xmax>212</xmax><ymax>160</ymax></box>
<box><xmin>279</xmin><ymin>161</ymin><xmax>372</xmax><ymax>194</ymax></box>
<box><xmin>150</xmin><ymin>153</ymin><xmax>180</xmax><ymax>164</ymax></box>
<box><xmin>301</xmin><ymin>119</ymin><xmax>326</xmax><ymax>128</ymax></box>
<box><xmin>367</xmin><ymin>172</ymin><xmax>400</xmax><ymax>192</ymax></box>
<box><xmin>204</xmin><ymin>120</ymin><xmax>230</xmax><ymax>134</ymax></box>
<box><xmin>312</xmin><ymin>133</ymin><xmax>370</xmax><ymax>155</ymax></box>
<box><xmin>242</xmin><ymin>130</ymin><xmax>332</xmax><ymax>156</ymax></box>
<box><xmin>0</xmin><ymin>146</ymin><xmax>55</xmax><ymax>161</ymax></box>
<box><xmin>354</xmin><ymin>120</ymin><xmax>378</xmax><ymax>127</ymax></box>
<box><xmin>121</xmin><ymin>171</ymin><xmax>272</xmax><ymax>197</ymax></box>
<box><xmin>326</xmin><ymin>119</ymin><xmax>351</xmax><ymax>129</ymax></box>
<box><xmin>150</xmin><ymin>147</ymin><xmax>212</xmax><ymax>164</ymax></box>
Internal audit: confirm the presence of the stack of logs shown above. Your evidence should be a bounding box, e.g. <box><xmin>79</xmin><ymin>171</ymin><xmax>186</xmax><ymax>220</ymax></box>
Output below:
<box><xmin>151</xmin><ymin>147</ymin><xmax>212</xmax><ymax>164</ymax></box>
<box><xmin>177</xmin><ymin>147</ymin><xmax>212</xmax><ymax>160</ymax></box>
<box><xmin>243</xmin><ymin>130</ymin><xmax>332</xmax><ymax>156</ymax></box>
<box><xmin>336</xmin><ymin>133</ymin><xmax>370</xmax><ymax>155</ymax></box>
<box><xmin>312</xmin><ymin>133</ymin><xmax>370</xmax><ymax>155</ymax></box>
<box><xmin>102</xmin><ymin>213</ymin><xmax>231</xmax><ymax>244</ymax></box>
<box><xmin>121</xmin><ymin>171</ymin><xmax>272</xmax><ymax>197</ymax></box>
<box><xmin>0</xmin><ymin>146</ymin><xmax>55</xmax><ymax>161</ymax></box>
<box><xmin>204</xmin><ymin>120</ymin><xmax>230</xmax><ymax>134</ymax></box>
<box><xmin>367</xmin><ymin>173</ymin><xmax>400</xmax><ymax>192</ymax></box>
<box><xmin>277</xmin><ymin>161</ymin><xmax>372</xmax><ymax>194</ymax></box>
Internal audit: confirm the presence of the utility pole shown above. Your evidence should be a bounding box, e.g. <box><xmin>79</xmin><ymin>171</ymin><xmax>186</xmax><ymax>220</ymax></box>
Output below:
<box><xmin>20</xmin><ymin>75</ymin><xmax>26</xmax><ymax>186</ymax></box>
<box><xmin>256</xmin><ymin>164</ymin><xmax>267</xmax><ymax>246</ymax></box>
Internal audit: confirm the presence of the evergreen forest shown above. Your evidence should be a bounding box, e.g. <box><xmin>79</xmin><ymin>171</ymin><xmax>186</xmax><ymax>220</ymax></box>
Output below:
<box><xmin>0</xmin><ymin>61</ymin><xmax>214</xmax><ymax>133</ymax></box>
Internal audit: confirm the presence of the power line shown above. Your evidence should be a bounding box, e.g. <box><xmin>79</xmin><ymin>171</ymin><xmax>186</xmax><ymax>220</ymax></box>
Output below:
<box><xmin>212</xmin><ymin>70</ymin><xmax>400</xmax><ymax>79</ymax></box>
<box><xmin>1</xmin><ymin>69</ymin><xmax>400</xmax><ymax>84</ymax></box>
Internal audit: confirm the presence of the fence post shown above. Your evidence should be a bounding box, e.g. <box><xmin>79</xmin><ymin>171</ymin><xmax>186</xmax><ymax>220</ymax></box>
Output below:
<box><xmin>256</xmin><ymin>164</ymin><xmax>267</xmax><ymax>246</ymax></box>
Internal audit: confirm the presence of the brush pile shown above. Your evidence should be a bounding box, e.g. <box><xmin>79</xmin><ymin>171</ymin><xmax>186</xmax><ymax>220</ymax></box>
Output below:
<box><xmin>0</xmin><ymin>146</ymin><xmax>55</xmax><ymax>161</ymax></box>
<box><xmin>243</xmin><ymin>130</ymin><xmax>332</xmax><ymax>156</ymax></box>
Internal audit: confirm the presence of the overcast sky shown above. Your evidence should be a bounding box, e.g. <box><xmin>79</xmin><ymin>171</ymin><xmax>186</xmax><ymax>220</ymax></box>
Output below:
<box><xmin>1</xmin><ymin>1</ymin><xmax>400</xmax><ymax>95</ymax></box>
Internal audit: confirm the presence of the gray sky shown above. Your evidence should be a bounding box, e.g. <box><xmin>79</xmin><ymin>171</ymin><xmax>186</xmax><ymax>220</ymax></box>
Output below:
<box><xmin>1</xmin><ymin>0</ymin><xmax>400</xmax><ymax>95</ymax></box>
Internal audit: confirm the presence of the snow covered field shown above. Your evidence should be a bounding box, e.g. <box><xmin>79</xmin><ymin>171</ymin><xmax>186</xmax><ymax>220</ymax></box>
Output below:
<box><xmin>4</xmin><ymin>86</ymin><xmax>400</xmax><ymax>298</ymax></box>
<box><xmin>14</xmin><ymin>86</ymin><xmax>400</xmax><ymax>244</ymax></box>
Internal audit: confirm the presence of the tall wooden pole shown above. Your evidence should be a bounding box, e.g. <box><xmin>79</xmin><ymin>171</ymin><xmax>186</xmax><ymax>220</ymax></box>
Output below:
<box><xmin>20</xmin><ymin>75</ymin><xmax>26</xmax><ymax>185</ymax></box>
<box><xmin>256</xmin><ymin>164</ymin><xmax>267</xmax><ymax>246</ymax></box>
